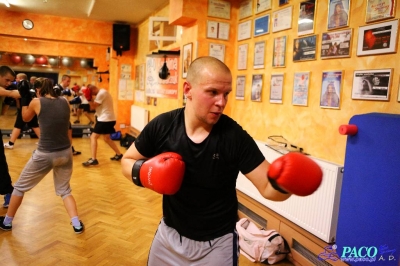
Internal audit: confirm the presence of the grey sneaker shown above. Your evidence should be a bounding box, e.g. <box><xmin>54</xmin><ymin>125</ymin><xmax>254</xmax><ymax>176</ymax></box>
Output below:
<box><xmin>82</xmin><ymin>158</ymin><xmax>99</xmax><ymax>166</ymax></box>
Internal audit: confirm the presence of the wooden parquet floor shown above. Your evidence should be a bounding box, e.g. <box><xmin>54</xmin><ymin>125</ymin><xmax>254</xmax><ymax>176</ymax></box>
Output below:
<box><xmin>0</xmin><ymin>108</ymin><xmax>293</xmax><ymax>266</ymax></box>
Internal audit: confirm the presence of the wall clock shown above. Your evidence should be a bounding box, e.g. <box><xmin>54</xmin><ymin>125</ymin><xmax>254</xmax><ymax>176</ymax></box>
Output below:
<box><xmin>22</xmin><ymin>19</ymin><xmax>34</xmax><ymax>30</ymax></box>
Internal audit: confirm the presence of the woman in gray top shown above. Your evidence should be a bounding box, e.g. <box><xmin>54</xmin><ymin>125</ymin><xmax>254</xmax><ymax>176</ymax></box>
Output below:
<box><xmin>0</xmin><ymin>78</ymin><xmax>84</xmax><ymax>234</ymax></box>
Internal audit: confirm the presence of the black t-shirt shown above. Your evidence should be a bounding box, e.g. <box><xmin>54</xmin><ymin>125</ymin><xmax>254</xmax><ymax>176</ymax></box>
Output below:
<box><xmin>134</xmin><ymin>108</ymin><xmax>265</xmax><ymax>241</ymax></box>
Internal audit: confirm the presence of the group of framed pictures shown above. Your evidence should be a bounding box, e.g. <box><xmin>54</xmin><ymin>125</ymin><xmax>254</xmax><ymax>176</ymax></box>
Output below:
<box><xmin>236</xmin><ymin>68</ymin><xmax>393</xmax><ymax>107</ymax></box>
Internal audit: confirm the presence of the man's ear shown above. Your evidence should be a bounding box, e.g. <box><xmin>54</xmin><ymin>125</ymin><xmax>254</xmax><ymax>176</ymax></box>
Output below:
<box><xmin>183</xmin><ymin>82</ymin><xmax>192</xmax><ymax>99</ymax></box>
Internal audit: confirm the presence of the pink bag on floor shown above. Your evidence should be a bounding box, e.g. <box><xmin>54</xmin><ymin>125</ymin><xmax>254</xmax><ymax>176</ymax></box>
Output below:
<box><xmin>236</xmin><ymin>218</ymin><xmax>290</xmax><ymax>264</ymax></box>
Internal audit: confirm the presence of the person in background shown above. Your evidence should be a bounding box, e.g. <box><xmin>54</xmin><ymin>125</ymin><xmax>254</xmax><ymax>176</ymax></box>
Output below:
<box><xmin>0</xmin><ymin>66</ymin><xmax>23</xmax><ymax>208</ymax></box>
<box><xmin>73</xmin><ymin>85</ymin><xmax>94</xmax><ymax>126</ymax></box>
<box><xmin>29</xmin><ymin>76</ymin><xmax>37</xmax><ymax>90</ymax></box>
<box><xmin>0</xmin><ymin>77</ymin><xmax>84</xmax><ymax>233</ymax></box>
<box><xmin>4</xmin><ymin>73</ymin><xmax>40</xmax><ymax>149</ymax></box>
<box><xmin>71</xmin><ymin>82</ymin><xmax>80</xmax><ymax>116</ymax></box>
<box><xmin>121</xmin><ymin>57</ymin><xmax>323</xmax><ymax>265</ymax></box>
<box><xmin>82</xmin><ymin>85</ymin><xmax>123</xmax><ymax>166</ymax></box>
<box><xmin>54</xmin><ymin>75</ymin><xmax>81</xmax><ymax>156</ymax></box>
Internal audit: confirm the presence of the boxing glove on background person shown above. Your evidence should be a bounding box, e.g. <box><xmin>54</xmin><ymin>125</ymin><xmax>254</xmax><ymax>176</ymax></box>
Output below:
<box><xmin>17</xmin><ymin>79</ymin><xmax>32</xmax><ymax>106</ymax></box>
<box><xmin>132</xmin><ymin>152</ymin><xmax>185</xmax><ymax>195</ymax></box>
<box><xmin>267</xmin><ymin>152</ymin><xmax>323</xmax><ymax>196</ymax></box>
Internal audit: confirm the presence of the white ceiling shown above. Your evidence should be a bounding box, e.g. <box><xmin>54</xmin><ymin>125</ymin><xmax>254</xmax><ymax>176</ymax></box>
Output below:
<box><xmin>0</xmin><ymin>0</ymin><xmax>169</xmax><ymax>26</ymax></box>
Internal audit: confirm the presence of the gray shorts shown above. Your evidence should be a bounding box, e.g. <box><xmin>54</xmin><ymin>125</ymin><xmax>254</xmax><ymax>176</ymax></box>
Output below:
<box><xmin>148</xmin><ymin>218</ymin><xmax>239</xmax><ymax>266</ymax></box>
<box><xmin>13</xmin><ymin>148</ymin><xmax>73</xmax><ymax>197</ymax></box>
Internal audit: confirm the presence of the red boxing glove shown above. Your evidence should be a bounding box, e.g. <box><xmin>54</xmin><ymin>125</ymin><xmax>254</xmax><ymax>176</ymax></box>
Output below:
<box><xmin>267</xmin><ymin>153</ymin><xmax>323</xmax><ymax>196</ymax></box>
<box><xmin>132</xmin><ymin>152</ymin><xmax>185</xmax><ymax>195</ymax></box>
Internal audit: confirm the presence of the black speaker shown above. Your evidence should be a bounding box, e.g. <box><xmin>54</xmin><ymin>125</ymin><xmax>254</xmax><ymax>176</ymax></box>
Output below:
<box><xmin>113</xmin><ymin>24</ymin><xmax>130</xmax><ymax>56</ymax></box>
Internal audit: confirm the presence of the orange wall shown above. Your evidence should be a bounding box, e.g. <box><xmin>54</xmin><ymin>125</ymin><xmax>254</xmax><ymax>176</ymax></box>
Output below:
<box><xmin>135</xmin><ymin>0</ymin><xmax>400</xmax><ymax>165</ymax></box>
<box><xmin>0</xmin><ymin>9</ymin><xmax>136</xmax><ymax>133</ymax></box>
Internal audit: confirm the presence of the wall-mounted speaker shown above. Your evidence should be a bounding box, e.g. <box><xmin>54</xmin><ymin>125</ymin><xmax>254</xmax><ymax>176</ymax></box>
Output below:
<box><xmin>113</xmin><ymin>24</ymin><xmax>130</xmax><ymax>56</ymax></box>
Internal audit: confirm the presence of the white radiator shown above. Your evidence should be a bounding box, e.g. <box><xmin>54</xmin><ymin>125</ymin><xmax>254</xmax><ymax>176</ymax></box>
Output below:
<box><xmin>130</xmin><ymin>105</ymin><xmax>149</xmax><ymax>132</ymax></box>
<box><xmin>236</xmin><ymin>140</ymin><xmax>343</xmax><ymax>243</ymax></box>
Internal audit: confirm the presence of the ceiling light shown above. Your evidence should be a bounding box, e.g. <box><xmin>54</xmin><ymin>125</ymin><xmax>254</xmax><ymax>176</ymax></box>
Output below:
<box><xmin>3</xmin><ymin>0</ymin><xmax>10</xmax><ymax>8</ymax></box>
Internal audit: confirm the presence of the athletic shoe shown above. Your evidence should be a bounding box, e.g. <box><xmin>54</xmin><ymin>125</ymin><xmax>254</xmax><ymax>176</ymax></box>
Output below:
<box><xmin>4</xmin><ymin>143</ymin><xmax>13</xmax><ymax>149</ymax></box>
<box><xmin>0</xmin><ymin>216</ymin><xmax>12</xmax><ymax>231</ymax></box>
<box><xmin>3</xmin><ymin>193</ymin><xmax>11</xmax><ymax>208</ymax></box>
<box><xmin>82</xmin><ymin>158</ymin><xmax>99</xmax><ymax>166</ymax></box>
<box><xmin>73</xmin><ymin>120</ymin><xmax>80</xmax><ymax>124</ymax></box>
<box><xmin>72</xmin><ymin>221</ymin><xmax>85</xmax><ymax>234</ymax></box>
<box><xmin>110</xmin><ymin>154</ymin><xmax>123</xmax><ymax>161</ymax></box>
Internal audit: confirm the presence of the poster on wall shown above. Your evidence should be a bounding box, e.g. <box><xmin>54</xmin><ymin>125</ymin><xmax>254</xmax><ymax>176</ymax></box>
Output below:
<box><xmin>270</xmin><ymin>73</ymin><xmax>284</xmax><ymax>103</ymax></box>
<box><xmin>327</xmin><ymin>0</ymin><xmax>350</xmax><ymax>30</ymax></box>
<box><xmin>145</xmin><ymin>55</ymin><xmax>179</xmax><ymax>98</ymax></box>
<box><xmin>236</xmin><ymin>75</ymin><xmax>246</xmax><ymax>100</ymax></box>
<box><xmin>352</xmin><ymin>69</ymin><xmax>392</xmax><ymax>101</ymax></box>
<box><xmin>292</xmin><ymin>72</ymin><xmax>310</xmax><ymax>106</ymax></box>
<box><xmin>366</xmin><ymin>0</ymin><xmax>395</xmax><ymax>23</ymax></box>
<box><xmin>293</xmin><ymin>35</ymin><xmax>317</xmax><ymax>61</ymax></box>
<box><xmin>320</xmin><ymin>70</ymin><xmax>343</xmax><ymax>109</ymax></box>
<box><xmin>208</xmin><ymin>0</ymin><xmax>231</xmax><ymax>19</ymax></box>
<box><xmin>321</xmin><ymin>29</ymin><xmax>352</xmax><ymax>59</ymax></box>
<box><xmin>251</xmin><ymin>74</ymin><xmax>263</xmax><ymax>102</ymax></box>
<box><xmin>298</xmin><ymin>0</ymin><xmax>316</xmax><ymax>36</ymax></box>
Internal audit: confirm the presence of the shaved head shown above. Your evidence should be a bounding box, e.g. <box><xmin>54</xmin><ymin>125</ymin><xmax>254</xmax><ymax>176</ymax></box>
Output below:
<box><xmin>186</xmin><ymin>56</ymin><xmax>231</xmax><ymax>86</ymax></box>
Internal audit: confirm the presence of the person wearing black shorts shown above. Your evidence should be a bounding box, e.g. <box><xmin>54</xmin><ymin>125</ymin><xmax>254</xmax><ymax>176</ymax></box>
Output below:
<box><xmin>82</xmin><ymin>85</ymin><xmax>122</xmax><ymax>166</ymax></box>
<box><xmin>4</xmin><ymin>73</ymin><xmax>40</xmax><ymax>149</ymax></box>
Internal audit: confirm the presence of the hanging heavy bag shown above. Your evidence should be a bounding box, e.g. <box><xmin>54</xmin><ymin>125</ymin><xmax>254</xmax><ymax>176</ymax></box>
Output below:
<box><xmin>236</xmin><ymin>218</ymin><xmax>290</xmax><ymax>264</ymax></box>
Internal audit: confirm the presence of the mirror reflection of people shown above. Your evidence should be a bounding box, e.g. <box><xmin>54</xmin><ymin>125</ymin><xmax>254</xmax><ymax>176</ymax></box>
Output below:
<box><xmin>320</xmin><ymin>82</ymin><xmax>340</xmax><ymax>107</ymax></box>
<box><xmin>329</xmin><ymin>2</ymin><xmax>348</xmax><ymax>29</ymax></box>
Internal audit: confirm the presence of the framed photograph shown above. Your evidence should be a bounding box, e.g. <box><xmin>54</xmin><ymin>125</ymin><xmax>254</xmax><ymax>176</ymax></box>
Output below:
<box><xmin>356</xmin><ymin>19</ymin><xmax>399</xmax><ymax>56</ymax></box>
<box><xmin>272</xmin><ymin>5</ymin><xmax>293</xmax><ymax>33</ymax></box>
<box><xmin>279</xmin><ymin>0</ymin><xmax>289</xmax><ymax>6</ymax></box>
<box><xmin>270</xmin><ymin>73</ymin><xmax>284</xmax><ymax>103</ymax></box>
<box><xmin>239</xmin><ymin>0</ymin><xmax>253</xmax><ymax>20</ymax></box>
<box><xmin>366</xmin><ymin>0</ymin><xmax>395</xmax><ymax>23</ymax></box>
<box><xmin>209</xmin><ymin>43</ymin><xmax>225</xmax><ymax>62</ymax></box>
<box><xmin>182</xmin><ymin>43</ymin><xmax>193</xmax><ymax>78</ymax></box>
<box><xmin>238</xmin><ymin>20</ymin><xmax>252</xmax><ymax>41</ymax></box>
<box><xmin>292</xmin><ymin>72</ymin><xmax>310</xmax><ymax>106</ymax></box>
<box><xmin>327</xmin><ymin>0</ymin><xmax>350</xmax><ymax>30</ymax></box>
<box><xmin>236</xmin><ymin>75</ymin><xmax>246</xmax><ymax>100</ymax></box>
<box><xmin>254</xmin><ymin>41</ymin><xmax>266</xmax><ymax>69</ymax></box>
<box><xmin>238</xmin><ymin>43</ymin><xmax>249</xmax><ymax>70</ymax></box>
<box><xmin>207</xmin><ymin>20</ymin><xmax>230</xmax><ymax>40</ymax></box>
<box><xmin>293</xmin><ymin>35</ymin><xmax>317</xmax><ymax>62</ymax></box>
<box><xmin>251</xmin><ymin>74</ymin><xmax>263</xmax><ymax>102</ymax></box>
<box><xmin>255</xmin><ymin>0</ymin><xmax>271</xmax><ymax>14</ymax></box>
<box><xmin>208</xmin><ymin>0</ymin><xmax>231</xmax><ymax>19</ymax></box>
<box><xmin>321</xmin><ymin>29</ymin><xmax>352</xmax><ymax>59</ymax></box>
<box><xmin>320</xmin><ymin>71</ymin><xmax>343</xmax><ymax>108</ymax></box>
<box><xmin>272</xmin><ymin>36</ymin><xmax>287</xmax><ymax>67</ymax></box>
<box><xmin>298</xmin><ymin>0</ymin><xmax>316</xmax><ymax>36</ymax></box>
<box><xmin>254</xmin><ymin>14</ymin><xmax>270</xmax><ymax>37</ymax></box>
<box><xmin>352</xmin><ymin>69</ymin><xmax>392</xmax><ymax>101</ymax></box>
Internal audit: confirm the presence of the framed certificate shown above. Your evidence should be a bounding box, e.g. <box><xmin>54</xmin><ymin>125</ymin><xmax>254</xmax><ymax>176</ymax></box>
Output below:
<box><xmin>208</xmin><ymin>0</ymin><xmax>231</xmax><ymax>19</ymax></box>
<box><xmin>254</xmin><ymin>41</ymin><xmax>266</xmax><ymax>69</ymax></box>
<box><xmin>236</xmin><ymin>75</ymin><xmax>246</xmax><ymax>100</ymax></box>
<box><xmin>207</xmin><ymin>20</ymin><xmax>230</xmax><ymax>40</ymax></box>
<box><xmin>238</xmin><ymin>20</ymin><xmax>252</xmax><ymax>41</ymax></box>
<box><xmin>182</xmin><ymin>43</ymin><xmax>193</xmax><ymax>78</ymax></box>
<box><xmin>255</xmin><ymin>0</ymin><xmax>271</xmax><ymax>14</ymax></box>
<box><xmin>270</xmin><ymin>73</ymin><xmax>284</xmax><ymax>103</ymax></box>
<box><xmin>239</xmin><ymin>0</ymin><xmax>253</xmax><ymax>20</ymax></box>
<box><xmin>272</xmin><ymin>36</ymin><xmax>287</xmax><ymax>67</ymax></box>
<box><xmin>272</xmin><ymin>5</ymin><xmax>293</xmax><ymax>32</ymax></box>
<box><xmin>209</xmin><ymin>43</ymin><xmax>225</xmax><ymax>62</ymax></box>
<box><xmin>366</xmin><ymin>0</ymin><xmax>395</xmax><ymax>23</ymax></box>
<box><xmin>238</xmin><ymin>44</ymin><xmax>249</xmax><ymax>70</ymax></box>
<box><xmin>254</xmin><ymin>14</ymin><xmax>270</xmax><ymax>37</ymax></box>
